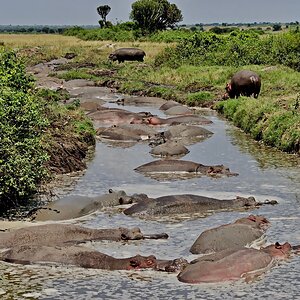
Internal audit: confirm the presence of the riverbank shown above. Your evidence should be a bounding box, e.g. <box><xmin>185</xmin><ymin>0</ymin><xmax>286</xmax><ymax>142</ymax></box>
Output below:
<box><xmin>4</xmin><ymin>32</ymin><xmax>295</xmax><ymax>154</ymax></box>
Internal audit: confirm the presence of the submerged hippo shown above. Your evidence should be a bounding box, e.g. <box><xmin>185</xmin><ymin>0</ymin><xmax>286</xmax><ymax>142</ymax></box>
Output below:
<box><xmin>225</xmin><ymin>70</ymin><xmax>261</xmax><ymax>99</ymax></box>
<box><xmin>123</xmin><ymin>195</ymin><xmax>273</xmax><ymax>218</ymax></box>
<box><xmin>29</xmin><ymin>189</ymin><xmax>138</xmax><ymax>221</ymax></box>
<box><xmin>0</xmin><ymin>223</ymin><xmax>168</xmax><ymax>248</ymax></box>
<box><xmin>109</xmin><ymin>48</ymin><xmax>146</xmax><ymax>63</ymax></box>
<box><xmin>88</xmin><ymin>108</ymin><xmax>152</xmax><ymax>127</ymax></box>
<box><xmin>134</xmin><ymin>159</ymin><xmax>238</xmax><ymax>180</ymax></box>
<box><xmin>178</xmin><ymin>242</ymin><xmax>292</xmax><ymax>284</ymax></box>
<box><xmin>149</xmin><ymin>124</ymin><xmax>213</xmax><ymax>147</ymax></box>
<box><xmin>0</xmin><ymin>244</ymin><xmax>186</xmax><ymax>272</ymax></box>
<box><xmin>97</xmin><ymin>124</ymin><xmax>157</xmax><ymax>142</ymax></box>
<box><xmin>190</xmin><ymin>215</ymin><xmax>270</xmax><ymax>254</ymax></box>
<box><xmin>145</xmin><ymin>115</ymin><xmax>212</xmax><ymax>126</ymax></box>
<box><xmin>150</xmin><ymin>141</ymin><xmax>190</xmax><ymax>158</ymax></box>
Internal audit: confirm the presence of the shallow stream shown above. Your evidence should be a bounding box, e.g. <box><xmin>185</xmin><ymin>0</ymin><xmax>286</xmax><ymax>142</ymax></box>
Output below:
<box><xmin>0</xmin><ymin>90</ymin><xmax>299</xmax><ymax>299</ymax></box>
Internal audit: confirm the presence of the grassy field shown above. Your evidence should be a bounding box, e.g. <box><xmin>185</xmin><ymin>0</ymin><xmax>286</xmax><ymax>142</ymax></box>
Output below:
<box><xmin>1</xmin><ymin>34</ymin><xmax>299</xmax><ymax>154</ymax></box>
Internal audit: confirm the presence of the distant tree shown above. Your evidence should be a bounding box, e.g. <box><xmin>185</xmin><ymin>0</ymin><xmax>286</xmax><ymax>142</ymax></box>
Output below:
<box><xmin>97</xmin><ymin>5</ymin><xmax>111</xmax><ymax>28</ymax></box>
<box><xmin>272</xmin><ymin>23</ymin><xmax>282</xmax><ymax>31</ymax></box>
<box><xmin>130</xmin><ymin>0</ymin><xmax>183</xmax><ymax>34</ymax></box>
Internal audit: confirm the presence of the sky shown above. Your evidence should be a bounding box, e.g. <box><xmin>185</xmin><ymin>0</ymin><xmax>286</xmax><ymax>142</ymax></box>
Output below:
<box><xmin>0</xmin><ymin>0</ymin><xmax>299</xmax><ymax>26</ymax></box>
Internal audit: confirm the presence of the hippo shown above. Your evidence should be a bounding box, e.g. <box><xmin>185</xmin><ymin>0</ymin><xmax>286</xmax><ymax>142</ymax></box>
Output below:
<box><xmin>29</xmin><ymin>189</ymin><xmax>139</xmax><ymax>221</ymax></box>
<box><xmin>150</xmin><ymin>141</ymin><xmax>190</xmax><ymax>158</ymax></box>
<box><xmin>109</xmin><ymin>48</ymin><xmax>146</xmax><ymax>63</ymax></box>
<box><xmin>225</xmin><ymin>70</ymin><xmax>261</xmax><ymax>99</ymax></box>
<box><xmin>163</xmin><ymin>105</ymin><xmax>193</xmax><ymax>116</ymax></box>
<box><xmin>190</xmin><ymin>215</ymin><xmax>270</xmax><ymax>254</ymax></box>
<box><xmin>134</xmin><ymin>159</ymin><xmax>238</xmax><ymax>180</ymax></box>
<box><xmin>123</xmin><ymin>195</ymin><xmax>275</xmax><ymax>218</ymax></box>
<box><xmin>144</xmin><ymin>115</ymin><xmax>212</xmax><ymax>126</ymax></box>
<box><xmin>159</xmin><ymin>100</ymin><xmax>181</xmax><ymax>111</ymax></box>
<box><xmin>97</xmin><ymin>124</ymin><xmax>157</xmax><ymax>142</ymax></box>
<box><xmin>88</xmin><ymin>109</ymin><xmax>152</xmax><ymax>127</ymax></box>
<box><xmin>0</xmin><ymin>223</ymin><xmax>168</xmax><ymax>248</ymax></box>
<box><xmin>150</xmin><ymin>124</ymin><xmax>213</xmax><ymax>147</ymax></box>
<box><xmin>178</xmin><ymin>242</ymin><xmax>292</xmax><ymax>284</ymax></box>
<box><xmin>0</xmin><ymin>244</ymin><xmax>187</xmax><ymax>272</ymax></box>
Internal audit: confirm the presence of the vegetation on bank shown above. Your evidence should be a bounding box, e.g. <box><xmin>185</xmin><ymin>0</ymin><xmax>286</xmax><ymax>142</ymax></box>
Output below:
<box><xmin>0</xmin><ymin>48</ymin><xmax>95</xmax><ymax>211</ymax></box>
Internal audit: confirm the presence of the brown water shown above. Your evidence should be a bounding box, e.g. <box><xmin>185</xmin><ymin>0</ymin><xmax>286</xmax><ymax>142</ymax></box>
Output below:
<box><xmin>0</xmin><ymin>94</ymin><xmax>299</xmax><ymax>300</ymax></box>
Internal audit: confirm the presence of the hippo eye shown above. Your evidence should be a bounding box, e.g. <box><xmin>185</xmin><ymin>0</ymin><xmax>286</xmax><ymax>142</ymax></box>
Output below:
<box><xmin>119</xmin><ymin>197</ymin><xmax>124</xmax><ymax>204</ymax></box>
<box><xmin>130</xmin><ymin>260</ymin><xmax>139</xmax><ymax>267</ymax></box>
<box><xmin>275</xmin><ymin>242</ymin><xmax>282</xmax><ymax>249</ymax></box>
<box><xmin>109</xmin><ymin>189</ymin><xmax>113</xmax><ymax>193</ymax></box>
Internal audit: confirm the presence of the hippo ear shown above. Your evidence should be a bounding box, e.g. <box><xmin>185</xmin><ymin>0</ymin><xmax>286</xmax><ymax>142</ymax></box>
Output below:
<box><xmin>248</xmin><ymin>215</ymin><xmax>256</xmax><ymax>222</ymax></box>
<box><xmin>108</xmin><ymin>189</ymin><xmax>113</xmax><ymax>194</ymax></box>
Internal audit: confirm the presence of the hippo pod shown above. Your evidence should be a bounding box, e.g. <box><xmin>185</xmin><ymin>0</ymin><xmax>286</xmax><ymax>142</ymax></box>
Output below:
<box><xmin>190</xmin><ymin>215</ymin><xmax>270</xmax><ymax>254</ymax></box>
<box><xmin>225</xmin><ymin>70</ymin><xmax>261</xmax><ymax>99</ymax></box>
<box><xmin>0</xmin><ymin>244</ymin><xmax>183</xmax><ymax>272</ymax></box>
<box><xmin>0</xmin><ymin>223</ymin><xmax>169</xmax><ymax>249</ymax></box>
<box><xmin>109</xmin><ymin>48</ymin><xmax>146</xmax><ymax>63</ymax></box>
<box><xmin>134</xmin><ymin>159</ymin><xmax>238</xmax><ymax>181</ymax></box>
<box><xmin>178</xmin><ymin>242</ymin><xmax>292</xmax><ymax>284</ymax></box>
<box><xmin>29</xmin><ymin>189</ymin><xmax>138</xmax><ymax>221</ymax></box>
<box><xmin>123</xmin><ymin>195</ymin><xmax>261</xmax><ymax>219</ymax></box>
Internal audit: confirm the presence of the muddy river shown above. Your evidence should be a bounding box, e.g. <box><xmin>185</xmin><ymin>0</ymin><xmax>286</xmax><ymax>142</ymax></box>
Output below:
<box><xmin>0</xmin><ymin>85</ymin><xmax>299</xmax><ymax>299</ymax></box>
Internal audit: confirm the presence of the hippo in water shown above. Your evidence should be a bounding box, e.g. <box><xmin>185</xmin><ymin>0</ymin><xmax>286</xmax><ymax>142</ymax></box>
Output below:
<box><xmin>109</xmin><ymin>48</ymin><xmax>146</xmax><ymax>63</ymax></box>
<box><xmin>224</xmin><ymin>70</ymin><xmax>261</xmax><ymax>99</ymax></box>
<box><xmin>178</xmin><ymin>242</ymin><xmax>293</xmax><ymax>284</ymax></box>
<box><xmin>0</xmin><ymin>223</ymin><xmax>168</xmax><ymax>249</ymax></box>
<box><xmin>144</xmin><ymin>115</ymin><xmax>212</xmax><ymax>126</ymax></box>
<box><xmin>0</xmin><ymin>244</ymin><xmax>187</xmax><ymax>272</ymax></box>
<box><xmin>29</xmin><ymin>189</ymin><xmax>140</xmax><ymax>221</ymax></box>
<box><xmin>134</xmin><ymin>159</ymin><xmax>238</xmax><ymax>180</ymax></box>
<box><xmin>190</xmin><ymin>215</ymin><xmax>270</xmax><ymax>254</ymax></box>
<box><xmin>150</xmin><ymin>141</ymin><xmax>190</xmax><ymax>158</ymax></box>
<box><xmin>123</xmin><ymin>195</ymin><xmax>276</xmax><ymax>219</ymax></box>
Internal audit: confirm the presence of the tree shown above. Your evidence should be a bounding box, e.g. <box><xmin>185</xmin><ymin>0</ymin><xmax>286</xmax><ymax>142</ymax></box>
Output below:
<box><xmin>97</xmin><ymin>5</ymin><xmax>111</xmax><ymax>28</ymax></box>
<box><xmin>130</xmin><ymin>0</ymin><xmax>183</xmax><ymax>34</ymax></box>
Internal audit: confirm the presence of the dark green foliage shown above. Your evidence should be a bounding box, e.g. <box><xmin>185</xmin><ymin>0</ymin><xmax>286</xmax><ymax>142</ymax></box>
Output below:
<box><xmin>155</xmin><ymin>31</ymin><xmax>300</xmax><ymax>71</ymax></box>
<box><xmin>130</xmin><ymin>0</ymin><xmax>183</xmax><ymax>34</ymax></box>
<box><xmin>0</xmin><ymin>50</ymin><xmax>50</xmax><ymax>207</ymax></box>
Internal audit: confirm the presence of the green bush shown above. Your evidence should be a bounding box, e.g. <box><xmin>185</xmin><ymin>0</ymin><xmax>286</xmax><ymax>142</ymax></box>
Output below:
<box><xmin>187</xmin><ymin>91</ymin><xmax>214</xmax><ymax>105</ymax></box>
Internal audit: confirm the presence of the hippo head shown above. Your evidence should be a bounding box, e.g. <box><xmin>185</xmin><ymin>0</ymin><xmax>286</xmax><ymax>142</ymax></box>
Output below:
<box><xmin>235</xmin><ymin>214</ymin><xmax>270</xmax><ymax>229</ymax></box>
<box><xmin>155</xmin><ymin>258</ymin><xmax>189</xmax><ymax>273</ymax></box>
<box><xmin>108</xmin><ymin>53</ymin><xmax>117</xmax><ymax>61</ymax></box>
<box><xmin>235</xmin><ymin>196</ymin><xmax>257</xmax><ymax>207</ymax></box>
<box><xmin>128</xmin><ymin>255</ymin><xmax>157</xmax><ymax>270</ymax></box>
<box><xmin>262</xmin><ymin>242</ymin><xmax>292</xmax><ymax>259</ymax></box>
<box><xmin>120</xmin><ymin>227</ymin><xmax>143</xmax><ymax>240</ymax></box>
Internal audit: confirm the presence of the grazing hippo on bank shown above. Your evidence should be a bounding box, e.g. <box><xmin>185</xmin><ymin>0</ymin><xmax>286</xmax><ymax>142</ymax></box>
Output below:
<box><xmin>134</xmin><ymin>159</ymin><xmax>238</xmax><ymax>180</ymax></box>
<box><xmin>225</xmin><ymin>70</ymin><xmax>261</xmax><ymax>99</ymax></box>
<box><xmin>150</xmin><ymin>141</ymin><xmax>190</xmax><ymax>158</ymax></box>
<box><xmin>29</xmin><ymin>189</ymin><xmax>138</xmax><ymax>221</ymax></box>
<box><xmin>0</xmin><ymin>244</ymin><xmax>186</xmax><ymax>272</ymax></box>
<box><xmin>109</xmin><ymin>48</ymin><xmax>146</xmax><ymax>63</ymax></box>
<box><xmin>190</xmin><ymin>215</ymin><xmax>270</xmax><ymax>254</ymax></box>
<box><xmin>178</xmin><ymin>242</ymin><xmax>292</xmax><ymax>284</ymax></box>
<box><xmin>123</xmin><ymin>195</ymin><xmax>274</xmax><ymax>218</ymax></box>
<box><xmin>0</xmin><ymin>223</ymin><xmax>168</xmax><ymax>248</ymax></box>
